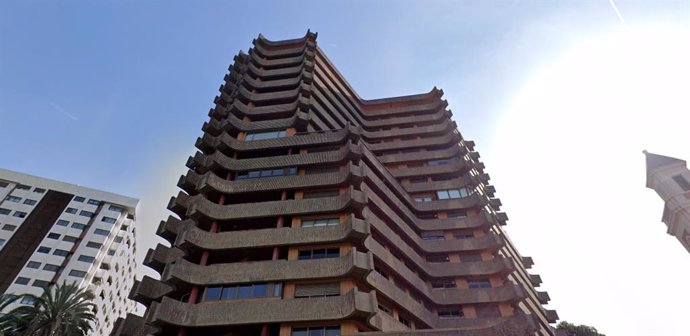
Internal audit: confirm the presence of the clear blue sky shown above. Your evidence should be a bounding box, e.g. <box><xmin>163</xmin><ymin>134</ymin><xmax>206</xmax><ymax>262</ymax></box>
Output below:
<box><xmin>1</xmin><ymin>1</ymin><xmax>689</xmax><ymax>335</ymax></box>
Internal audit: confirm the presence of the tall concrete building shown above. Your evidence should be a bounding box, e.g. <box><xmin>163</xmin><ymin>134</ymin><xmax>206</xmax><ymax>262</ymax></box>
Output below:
<box><xmin>644</xmin><ymin>150</ymin><xmax>690</xmax><ymax>254</ymax></box>
<box><xmin>115</xmin><ymin>32</ymin><xmax>557</xmax><ymax>336</ymax></box>
<box><xmin>0</xmin><ymin>168</ymin><xmax>140</xmax><ymax>336</ymax></box>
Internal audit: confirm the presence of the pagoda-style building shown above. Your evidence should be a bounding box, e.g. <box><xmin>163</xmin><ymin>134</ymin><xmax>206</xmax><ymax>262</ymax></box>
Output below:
<box><xmin>114</xmin><ymin>32</ymin><xmax>557</xmax><ymax>336</ymax></box>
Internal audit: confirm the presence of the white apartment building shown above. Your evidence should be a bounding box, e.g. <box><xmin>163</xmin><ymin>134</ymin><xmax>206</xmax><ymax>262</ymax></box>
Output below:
<box><xmin>0</xmin><ymin>168</ymin><xmax>140</xmax><ymax>336</ymax></box>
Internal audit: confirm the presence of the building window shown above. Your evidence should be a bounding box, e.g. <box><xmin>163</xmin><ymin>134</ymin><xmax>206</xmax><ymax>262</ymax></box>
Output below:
<box><xmin>204</xmin><ymin>282</ymin><xmax>281</xmax><ymax>301</ymax></box>
<box><xmin>47</xmin><ymin>233</ymin><xmax>60</xmax><ymax>239</ymax></box>
<box><xmin>428</xmin><ymin>159</ymin><xmax>451</xmax><ymax>166</ymax></box>
<box><xmin>244</xmin><ymin>130</ymin><xmax>286</xmax><ymax>141</ymax></box>
<box><xmin>16</xmin><ymin>185</ymin><xmax>30</xmax><ymax>191</ymax></box>
<box><xmin>235</xmin><ymin>167</ymin><xmax>297</xmax><ymax>180</ymax></box>
<box><xmin>0</xmin><ymin>181</ymin><xmax>8</xmax><ymax>188</ymax></box>
<box><xmin>301</xmin><ymin>218</ymin><xmax>340</xmax><ymax>228</ymax></box>
<box><xmin>26</xmin><ymin>261</ymin><xmax>41</xmax><ymax>269</ymax></box>
<box><xmin>65</xmin><ymin>208</ymin><xmax>78</xmax><ymax>214</ymax></box>
<box><xmin>108</xmin><ymin>205</ymin><xmax>125</xmax><ymax>212</ymax></box>
<box><xmin>431</xmin><ymin>279</ymin><xmax>457</xmax><ymax>289</ymax></box>
<box><xmin>427</xmin><ymin>254</ymin><xmax>450</xmax><ymax>263</ymax></box>
<box><xmin>32</xmin><ymin>280</ymin><xmax>50</xmax><ymax>288</ymax></box>
<box><xmin>93</xmin><ymin>229</ymin><xmax>109</xmax><ymax>236</ymax></box>
<box><xmin>378</xmin><ymin>303</ymin><xmax>393</xmax><ymax>316</ymax></box>
<box><xmin>291</xmin><ymin>326</ymin><xmax>340</xmax><ymax>336</ymax></box>
<box><xmin>0</xmin><ymin>238</ymin><xmax>5</xmax><ymax>247</ymax></box>
<box><xmin>15</xmin><ymin>277</ymin><xmax>30</xmax><ymax>285</ymax></box>
<box><xmin>294</xmin><ymin>282</ymin><xmax>340</xmax><ymax>298</ymax></box>
<box><xmin>5</xmin><ymin>195</ymin><xmax>21</xmax><ymax>203</ymax></box>
<box><xmin>447</xmin><ymin>210</ymin><xmax>467</xmax><ymax>218</ymax></box>
<box><xmin>43</xmin><ymin>264</ymin><xmax>61</xmax><ymax>272</ymax></box>
<box><xmin>467</xmin><ymin>278</ymin><xmax>491</xmax><ymax>289</ymax></box>
<box><xmin>62</xmin><ymin>235</ymin><xmax>79</xmax><ymax>243</ymax></box>
<box><xmin>33</xmin><ymin>188</ymin><xmax>45</xmax><ymax>194</ymax></box>
<box><xmin>438</xmin><ymin>308</ymin><xmax>464</xmax><ymax>318</ymax></box>
<box><xmin>79</xmin><ymin>210</ymin><xmax>94</xmax><ymax>218</ymax></box>
<box><xmin>20</xmin><ymin>296</ymin><xmax>34</xmax><ymax>305</ymax></box>
<box><xmin>87</xmin><ymin>199</ymin><xmax>100</xmax><ymax>206</ymax></box>
<box><xmin>421</xmin><ymin>231</ymin><xmax>445</xmax><ymax>241</ymax></box>
<box><xmin>53</xmin><ymin>249</ymin><xmax>70</xmax><ymax>257</ymax></box>
<box><xmin>68</xmin><ymin>270</ymin><xmax>87</xmax><ymax>278</ymax></box>
<box><xmin>56</xmin><ymin>219</ymin><xmax>69</xmax><ymax>226</ymax></box>
<box><xmin>23</xmin><ymin>199</ymin><xmax>37</xmax><ymax>206</ymax></box>
<box><xmin>0</xmin><ymin>208</ymin><xmax>10</xmax><ymax>215</ymax></box>
<box><xmin>673</xmin><ymin>175</ymin><xmax>690</xmax><ymax>191</ymax></box>
<box><xmin>414</xmin><ymin>196</ymin><xmax>433</xmax><ymax>202</ymax></box>
<box><xmin>73</xmin><ymin>196</ymin><xmax>85</xmax><ymax>203</ymax></box>
<box><xmin>398</xmin><ymin>315</ymin><xmax>411</xmax><ymax>327</ymax></box>
<box><xmin>37</xmin><ymin>246</ymin><xmax>51</xmax><ymax>254</ymax></box>
<box><xmin>454</xmin><ymin>232</ymin><xmax>474</xmax><ymax>239</ymax></box>
<box><xmin>459</xmin><ymin>254</ymin><xmax>482</xmax><ymax>262</ymax></box>
<box><xmin>302</xmin><ymin>190</ymin><xmax>340</xmax><ymax>199</ymax></box>
<box><xmin>2</xmin><ymin>224</ymin><xmax>17</xmax><ymax>231</ymax></box>
<box><xmin>78</xmin><ymin>255</ymin><xmax>95</xmax><ymax>263</ymax></box>
<box><xmin>436</xmin><ymin>188</ymin><xmax>473</xmax><ymax>200</ymax></box>
<box><xmin>13</xmin><ymin>211</ymin><xmax>27</xmax><ymax>218</ymax></box>
<box><xmin>71</xmin><ymin>223</ymin><xmax>87</xmax><ymax>230</ymax></box>
<box><xmin>298</xmin><ymin>248</ymin><xmax>339</xmax><ymax>260</ymax></box>
<box><xmin>101</xmin><ymin>217</ymin><xmax>117</xmax><ymax>224</ymax></box>
<box><xmin>86</xmin><ymin>241</ymin><xmax>102</xmax><ymax>249</ymax></box>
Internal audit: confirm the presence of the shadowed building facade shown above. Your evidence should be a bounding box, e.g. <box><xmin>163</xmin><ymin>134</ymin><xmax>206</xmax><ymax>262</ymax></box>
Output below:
<box><xmin>114</xmin><ymin>32</ymin><xmax>557</xmax><ymax>336</ymax></box>
<box><xmin>644</xmin><ymin>150</ymin><xmax>690</xmax><ymax>254</ymax></box>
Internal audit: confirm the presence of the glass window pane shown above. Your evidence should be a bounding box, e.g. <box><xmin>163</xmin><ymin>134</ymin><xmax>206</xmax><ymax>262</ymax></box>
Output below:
<box><xmin>291</xmin><ymin>329</ymin><xmax>308</xmax><ymax>336</ymax></box>
<box><xmin>273</xmin><ymin>283</ymin><xmax>282</xmax><ymax>297</ymax></box>
<box><xmin>221</xmin><ymin>286</ymin><xmax>237</xmax><ymax>300</ymax></box>
<box><xmin>205</xmin><ymin>287</ymin><xmax>222</xmax><ymax>301</ymax></box>
<box><xmin>312</xmin><ymin>249</ymin><xmax>326</xmax><ymax>259</ymax></box>
<box><xmin>252</xmin><ymin>283</ymin><xmax>268</xmax><ymax>297</ymax></box>
<box><xmin>437</xmin><ymin>191</ymin><xmax>449</xmax><ymax>200</ymax></box>
<box><xmin>325</xmin><ymin>326</ymin><xmax>341</xmax><ymax>336</ymax></box>
<box><xmin>309</xmin><ymin>329</ymin><xmax>325</xmax><ymax>336</ymax></box>
<box><xmin>238</xmin><ymin>285</ymin><xmax>252</xmax><ymax>299</ymax></box>
<box><xmin>448</xmin><ymin>190</ymin><xmax>461</xmax><ymax>198</ymax></box>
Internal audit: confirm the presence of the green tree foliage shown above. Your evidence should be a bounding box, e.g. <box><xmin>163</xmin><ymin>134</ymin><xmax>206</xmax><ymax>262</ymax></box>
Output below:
<box><xmin>557</xmin><ymin>321</ymin><xmax>605</xmax><ymax>336</ymax></box>
<box><xmin>0</xmin><ymin>283</ymin><xmax>96</xmax><ymax>336</ymax></box>
<box><xmin>0</xmin><ymin>294</ymin><xmax>22</xmax><ymax>336</ymax></box>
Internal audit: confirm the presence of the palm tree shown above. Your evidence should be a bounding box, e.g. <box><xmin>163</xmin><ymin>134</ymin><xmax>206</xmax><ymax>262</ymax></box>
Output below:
<box><xmin>0</xmin><ymin>293</ymin><xmax>21</xmax><ymax>336</ymax></box>
<box><xmin>12</xmin><ymin>282</ymin><xmax>96</xmax><ymax>336</ymax></box>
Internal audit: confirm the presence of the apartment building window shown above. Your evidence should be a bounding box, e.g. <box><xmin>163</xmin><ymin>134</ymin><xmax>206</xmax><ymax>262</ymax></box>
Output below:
<box><xmin>53</xmin><ymin>249</ymin><xmax>69</xmax><ymax>257</ymax></box>
<box><xmin>86</xmin><ymin>241</ymin><xmax>102</xmax><ymax>249</ymax></box>
<box><xmin>32</xmin><ymin>280</ymin><xmax>50</xmax><ymax>288</ymax></box>
<box><xmin>291</xmin><ymin>326</ymin><xmax>340</xmax><ymax>336</ymax></box>
<box><xmin>421</xmin><ymin>231</ymin><xmax>445</xmax><ymax>241</ymax></box>
<box><xmin>16</xmin><ymin>185</ymin><xmax>30</xmax><ymax>191</ymax></box>
<box><xmin>294</xmin><ymin>282</ymin><xmax>340</xmax><ymax>298</ymax></box>
<box><xmin>47</xmin><ymin>233</ymin><xmax>60</xmax><ymax>239</ymax></box>
<box><xmin>108</xmin><ymin>205</ymin><xmax>125</xmax><ymax>212</ymax></box>
<box><xmin>673</xmin><ymin>174</ymin><xmax>690</xmax><ymax>191</ymax></box>
<box><xmin>78</xmin><ymin>255</ymin><xmax>95</xmax><ymax>263</ymax></box>
<box><xmin>73</xmin><ymin>196</ymin><xmax>85</xmax><ymax>202</ymax></box>
<box><xmin>15</xmin><ymin>277</ymin><xmax>30</xmax><ymax>285</ymax></box>
<box><xmin>65</xmin><ymin>208</ymin><xmax>77</xmax><ymax>214</ymax></box>
<box><xmin>467</xmin><ymin>278</ymin><xmax>491</xmax><ymax>289</ymax></box>
<box><xmin>244</xmin><ymin>130</ymin><xmax>286</xmax><ymax>141</ymax></box>
<box><xmin>454</xmin><ymin>232</ymin><xmax>474</xmax><ymax>239</ymax></box>
<box><xmin>2</xmin><ymin>224</ymin><xmax>17</xmax><ymax>231</ymax></box>
<box><xmin>94</xmin><ymin>229</ymin><xmax>109</xmax><ymax>236</ymax></box>
<box><xmin>431</xmin><ymin>279</ymin><xmax>457</xmax><ymax>289</ymax></box>
<box><xmin>101</xmin><ymin>217</ymin><xmax>117</xmax><ymax>224</ymax></box>
<box><xmin>377</xmin><ymin>303</ymin><xmax>393</xmax><ymax>316</ymax></box>
<box><xmin>43</xmin><ymin>264</ymin><xmax>61</xmax><ymax>272</ymax></box>
<box><xmin>398</xmin><ymin>315</ymin><xmax>411</xmax><ymax>328</ymax></box>
<box><xmin>428</xmin><ymin>159</ymin><xmax>450</xmax><ymax>166</ymax></box>
<box><xmin>62</xmin><ymin>235</ymin><xmax>79</xmax><ymax>243</ymax></box>
<box><xmin>302</xmin><ymin>190</ymin><xmax>340</xmax><ymax>199</ymax></box>
<box><xmin>0</xmin><ymin>181</ymin><xmax>8</xmax><ymax>188</ymax></box>
<box><xmin>204</xmin><ymin>282</ymin><xmax>281</xmax><ymax>301</ymax></box>
<box><xmin>33</xmin><ymin>188</ymin><xmax>45</xmax><ymax>194</ymax></box>
<box><xmin>298</xmin><ymin>248</ymin><xmax>339</xmax><ymax>260</ymax></box>
<box><xmin>69</xmin><ymin>270</ymin><xmax>87</xmax><ymax>278</ymax></box>
<box><xmin>0</xmin><ymin>208</ymin><xmax>10</xmax><ymax>215</ymax></box>
<box><xmin>20</xmin><ymin>296</ymin><xmax>34</xmax><ymax>305</ymax></box>
<box><xmin>447</xmin><ymin>210</ymin><xmax>467</xmax><ymax>219</ymax></box>
<box><xmin>301</xmin><ymin>217</ymin><xmax>339</xmax><ymax>228</ymax></box>
<box><xmin>235</xmin><ymin>167</ymin><xmax>297</xmax><ymax>180</ymax></box>
<box><xmin>0</xmin><ymin>239</ymin><xmax>6</xmax><ymax>247</ymax></box>
<box><xmin>5</xmin><ymin>195</ymin><xmax>21</xmax><ymax>203</ymax></box>
<box><xmin>438</xmin><ymin>307</ymin><xmax>464</xmax><ymax>318</ymax></box>
<box><xmin>13</xmin><ymin>211</ymin><xmax>27</xmax><ymax>218</ymax></box>
<box><xmin>427</xmin><ymin>254</ymin><xmax>450</xmax><ymax>263</ymax></box>
<box><xmin>26</xmin><ymin>261</ymin><xmax>41</xmax><ymax>269</ymax></box>
<box><xmin>436</xmin><ymin>188</ymin><xmax>473</xmax><ymax>200</ymax></box>
<box><xmin>87</xmin><ymin>199</ymin><xmax>100</xmax><ymax>206</ymax></box>
<box><xmin>79</xmin><ymin>210</ymin><xmax>94</xmax><ymax>218</ymax></box>
<box><xmin>71</xmin><ymin>223</ymin><xmax>87</xmax><ymax>230</ymax></box>
<box><xmin>23</xmin><ymin>199</ymin><xmax>37</xmax><ymax>206</ymax></box>
<box><xmin>56</xmin><ymin>219</ymin><xmax>69</xmax><ymax>226</ymax></box>
<box><xmin>414</xmin><ymin>196</ymin><xmax>432</xmax><ymax>202</ymax></box>
<box><xmin>37</xmin><ymin>246</ymin><xmax>50</xmax><ymax>254</ymax></box>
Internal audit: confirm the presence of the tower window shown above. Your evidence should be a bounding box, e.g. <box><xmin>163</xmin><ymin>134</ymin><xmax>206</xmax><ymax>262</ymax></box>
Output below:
<box><xmin>298</xmin><ymin>248</ymin><xmax>339</xmax><ymax>260</ymax></box>
<box><xmin>245</xmin><ymin>130</ymin><xmax>286</xmax><ymax>141</ymax></box>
